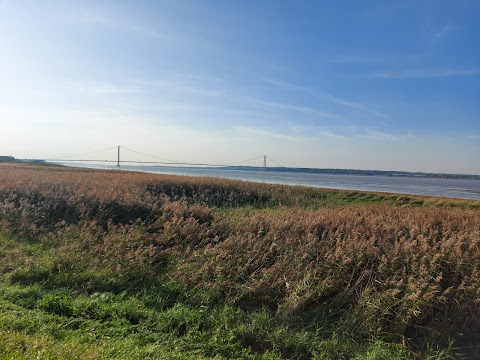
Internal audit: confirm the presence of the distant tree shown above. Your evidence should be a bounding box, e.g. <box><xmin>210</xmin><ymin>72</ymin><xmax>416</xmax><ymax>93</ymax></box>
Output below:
<box><xmin>0</xmin><ymin>156</ymin><xmax>15</xmax><ymax>162</ymax></box>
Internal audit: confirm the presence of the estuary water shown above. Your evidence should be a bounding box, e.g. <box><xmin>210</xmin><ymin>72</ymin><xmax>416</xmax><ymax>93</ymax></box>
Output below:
<box><xmin>59</xmin><ymin>163</ymin><xmax>480</xmax><ymax>201</ymax></box>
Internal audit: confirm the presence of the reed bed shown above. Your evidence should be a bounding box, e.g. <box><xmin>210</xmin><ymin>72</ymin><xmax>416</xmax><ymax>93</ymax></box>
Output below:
<box><xmin>0</xmin><ymin>163</ymin><xmax>479</xmax><ymax>359</ymax></box>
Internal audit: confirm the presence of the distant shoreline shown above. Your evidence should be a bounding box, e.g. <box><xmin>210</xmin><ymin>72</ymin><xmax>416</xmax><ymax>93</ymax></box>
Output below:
<box><xmin>52</xmin><ymin>161</ymin><xmax>480</xmax><ymax>181</ymax></box>
<box><xmin>217</xmin><ymin>165</ymin><xmax>480</xmax><ymax>180</ymax></box>
<box><xmin>1</xmin><ymin>155</ymin><xmax>478</xmax><ymax>180</ymax></box>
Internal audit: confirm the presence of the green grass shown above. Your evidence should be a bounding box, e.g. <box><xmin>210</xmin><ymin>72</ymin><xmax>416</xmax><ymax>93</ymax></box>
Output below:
<box><xmin>0</xmin><ymin>283</ymin><xmax>414</xmax><ymax>359</ymax></box>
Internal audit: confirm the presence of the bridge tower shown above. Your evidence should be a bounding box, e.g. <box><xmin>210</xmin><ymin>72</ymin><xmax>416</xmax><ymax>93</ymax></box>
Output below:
<box><xmin>263</xmin><ymin>155</ymin><xmax>266</xmax><ymax>170</ymax></box>
<box><xmin>117</xmin><ymin>146</ymin><xmax>120</xmax><ymax>167</ymax></box>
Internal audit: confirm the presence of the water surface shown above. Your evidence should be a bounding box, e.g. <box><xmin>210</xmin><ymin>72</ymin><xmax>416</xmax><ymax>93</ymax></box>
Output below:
<box><xmin>59</xmin><ymin>163</ymin><xmax>480</xmax><ymax>201</ymax></box>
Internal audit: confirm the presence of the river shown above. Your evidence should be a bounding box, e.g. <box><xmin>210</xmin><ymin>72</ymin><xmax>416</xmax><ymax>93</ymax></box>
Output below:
<box><xmin>58</xmin><ymin>163</ymin><xmax>480</xmax><ymax>201</ymax></box>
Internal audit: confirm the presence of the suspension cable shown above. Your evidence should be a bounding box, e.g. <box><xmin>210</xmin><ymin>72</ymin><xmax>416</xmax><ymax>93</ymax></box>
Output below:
<box><xmin>45</xmin><ymin>146</ymin><xmax>118</xmax><ymax>160</ymax></box>
<box><xmin>267</xmin><ymin>156</ymin><xmax>287</xmax><ymax>168</ymax></box>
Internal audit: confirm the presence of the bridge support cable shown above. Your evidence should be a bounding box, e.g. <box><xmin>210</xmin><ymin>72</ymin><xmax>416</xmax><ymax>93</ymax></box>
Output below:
<box><xmin>217</xmin><ymin>156</ymin><xmax>264</xmax><ymax>166</ymax></box>
<box><xmin>45</xmin><ymin>146</ymin><xmax>118</xmax><ymax>161</ymax></box>
<box><xmin>120</xmin><ymin>146</ymin><xmax>182</xmax><ymax>164</ymax></box>
<box><xmin>266</xmin><ymin>156</ymin><xmax>287</xmax><ymax>168</ymax></box>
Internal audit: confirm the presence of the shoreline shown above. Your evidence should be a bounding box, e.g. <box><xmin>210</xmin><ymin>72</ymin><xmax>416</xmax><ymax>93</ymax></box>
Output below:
<box><xmin>53</xmin><ymin>162</ymin><xmax>480</xmax><ymax>201</ymax></box>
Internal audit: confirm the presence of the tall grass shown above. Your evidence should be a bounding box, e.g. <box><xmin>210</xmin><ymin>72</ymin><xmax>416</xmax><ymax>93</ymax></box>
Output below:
<box><xmin>0</xmin><ymin>163</ymin><xmax>479</xmax><ymax>358</ymax></box>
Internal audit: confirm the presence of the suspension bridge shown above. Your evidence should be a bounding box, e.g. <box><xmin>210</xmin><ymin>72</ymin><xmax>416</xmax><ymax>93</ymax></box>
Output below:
<box><xmin>44</xmin><ymin>146</ymin><xmax>285</xmax><ymax>170</ymax></box>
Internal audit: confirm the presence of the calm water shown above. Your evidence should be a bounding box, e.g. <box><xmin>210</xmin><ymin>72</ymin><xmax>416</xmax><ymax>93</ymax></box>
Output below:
<box><xmin>60</xmin><ymin>163</ymin><xmax>480</xmax><ymax>200</ymax></box>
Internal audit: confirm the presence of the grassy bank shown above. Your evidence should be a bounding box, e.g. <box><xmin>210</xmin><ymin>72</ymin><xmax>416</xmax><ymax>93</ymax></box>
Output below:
<box><xmin>0</xmin><ymin>163</ymin><xmax>479</xmax><ymax>359</ymax></box>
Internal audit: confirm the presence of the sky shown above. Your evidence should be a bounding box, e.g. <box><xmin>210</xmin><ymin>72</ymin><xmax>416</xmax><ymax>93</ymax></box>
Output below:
<box><xmin>0</xmin><ymin>0</ymin><xmax>479</xmax><ymax>174</ymax></box>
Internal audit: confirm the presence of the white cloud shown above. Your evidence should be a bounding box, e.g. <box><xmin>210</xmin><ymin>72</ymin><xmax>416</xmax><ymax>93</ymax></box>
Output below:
<box><xmin>67</xmin><ymin>81</ymin><xmax>142</xmax><ymax>95</ymax></box>
<box><xmin>371</xmin><ymin>68</ymin><xmax>480</xmax><ymax>79</ymax></box>
<box><xmin>319</xmin><ymin>93</ymin><xmax>391</xmax><ymax>120</ymax></box>
<box><xmin>359</xmin><ymin>130</ymin><xmax>415</xmax><ymax>141</ymax></box>
<box><xmin>289</xmin><ymin>125</ymin><xmax>305</xmax><ymax>133</ymax></box>
<box><xmin>163</xmin><ymin>83</ymin><xmax>226</xmax><ymax>98</ymax></box>
<box><xmin>262</xmin><ymin>78</ymin><xmax>391</xmax><ymax>121</ymax></box>
<box><xmin>136</xmin><ymin>75</ymin><xmax>227</xmax><ymax>98</ymax></box>
<box><xmin>68</xmin><ymin>11</ymin><xmax>176</xmax><ymax>42</ymax></box>
<box><xmin>329</xmin><ymin>53</ymin><xmax>423</xmax><ymax>65</ymax></box>
<box><xmin>249</xmin><ymin>99</ymin><xmax>343</xmax><ymax>121</ymax></box>
<box><xmin>262</xmin><ymin>78</ymin><xmax>306</xmax><ymax>92</ymax></box>
<box><xmin>432</xmin><ymin>24</ymin><xmax>452</xmax><ymax>43</ymax></box>
<box><xmin>233</xmin><ymin>126</ymin><xmax>303</xmax><ymax>141</ymax></box>
<box><xmin>319</xmin><ymin>131</ymin><xmax>347</xmax><ymax>139</ymax></box>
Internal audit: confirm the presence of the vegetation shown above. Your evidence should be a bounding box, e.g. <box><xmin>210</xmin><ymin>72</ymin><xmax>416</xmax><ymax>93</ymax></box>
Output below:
<box><xmin>0</xmin><ymin>155</ymin><xmax>15</xmax><ymax>162</ymax></box>
<box><xmin>0</xmin><ymin>163</ymin><xmax>479</xmax><ymax>359</ymax></box>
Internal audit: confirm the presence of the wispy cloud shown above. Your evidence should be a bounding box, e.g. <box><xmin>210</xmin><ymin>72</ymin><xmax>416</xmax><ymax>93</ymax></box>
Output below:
<box><xmin>67</xmin><ymin>81</ymin><xmax>141</xmax><ymax>95</ymax></box>
<box><xmin>137</xmin><ymin>75</ymin><xmax>226</xmax><ymax>98</ymax></box>
<box><xmin>234</xmin><ymin>126</ymin><xmax>302</xmax><ymax>141</ymax></box>
<box><xmin>330</xmin><ymin>53</ymin><xmax>423</xmax><ymax>65</ymax></box>
<box><xmin>359</xmin><ymin>130</ymin><xmax>415</xmax><ymax>141</ymax></box>
<box><xmin>249</xmin><ymin>99</ymin><xmax>343</xmax><ymax>120</ymax></box>
<box><xmin>263</xmin><ymin>78</ymin><xmax>305</xmax><ymax>92</ymax></box>
<box><xmin>371</xmin><ymin>68</ymin><xmax>480</xmax><ymax>79</ymax></box>
<box><xmin>161</xmin><ymin>83</ymin><xmax>225</xmax><ymax>98</ymax></box>
<box><xmin>319</xmin><ymin>131</ymin><xmax>347</xmax><ymax>139</ymax></box>
<box><xmin>289</xmin><ymin>125</ymin><xmax>305</xmax><ymax>133</ymax></box>
<box><xmin>182</xmin><ymin>86</ymin><xmax>226</xmax><ymax>98</ymax></box>
<box><xmin>263</xmin><ymin>78</ymin><xmax>391</xmax><ymax>120</ymax></box>
<box><xmin>432</xmin><ymin>24</ymin><xmax>452</xmax><ymax>44</ymax></box>
<box><xmin>320</xmin><ymin>93</ymin><xmax>391</xmax><ymax>120</ymax></box>
<box><xmin>69</xmin><ymin>11</ymin><xmax>175</xmax><ymax>42</ymax></box>
<box><xmin>171</xmin><ymin>72</ymin><xmax>225</xmax><ymax>84</ymax></box>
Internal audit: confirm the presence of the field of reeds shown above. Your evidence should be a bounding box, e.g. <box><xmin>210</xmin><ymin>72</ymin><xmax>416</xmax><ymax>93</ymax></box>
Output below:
<box><xmin>0</xmin><ymin>162</ymin><xmax>479</xmax><ymax>359</ymax></box>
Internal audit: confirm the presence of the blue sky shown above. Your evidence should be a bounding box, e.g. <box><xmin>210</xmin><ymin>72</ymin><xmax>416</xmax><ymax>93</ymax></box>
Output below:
<box><xmin>1</xmin><ymin>0</ymin><xmax>479</xmax><ymax>173</ymax></box>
